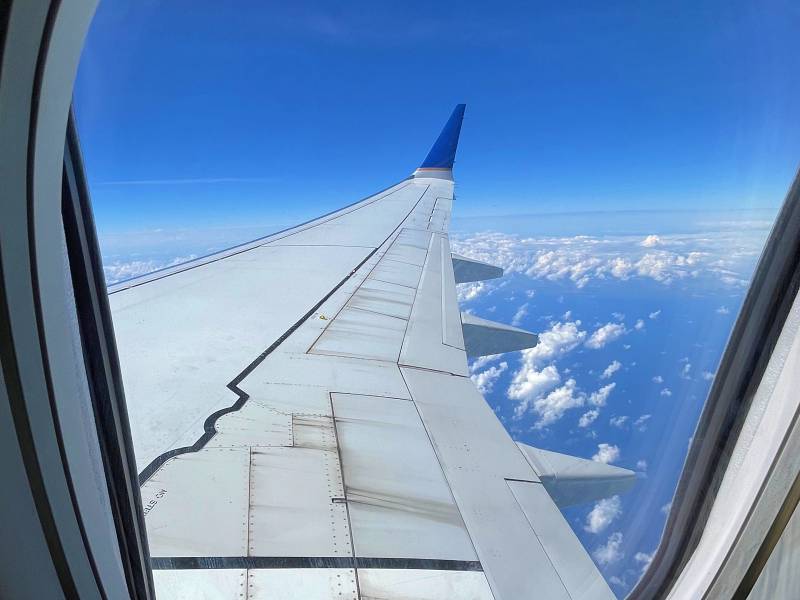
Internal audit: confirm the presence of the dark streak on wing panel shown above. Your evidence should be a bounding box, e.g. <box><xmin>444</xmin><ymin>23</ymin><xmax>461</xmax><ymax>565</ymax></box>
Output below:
<box><xmin>150</xmin><ymin>556</ymin><xmax>483</xmax><ymax>571</ymax></box>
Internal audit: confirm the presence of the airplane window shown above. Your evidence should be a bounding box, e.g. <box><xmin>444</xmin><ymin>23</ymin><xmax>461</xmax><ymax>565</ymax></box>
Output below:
<box><xmin>72</xmin><ymin>2</ymin><xmax>799</xmax><ymax>598</ymax></box>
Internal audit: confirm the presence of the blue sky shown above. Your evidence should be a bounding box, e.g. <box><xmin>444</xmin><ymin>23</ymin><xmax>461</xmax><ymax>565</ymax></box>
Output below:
<box><xmin>453</xmin><ymin>212</ymin><xmax>770</xmax><ymax>594</ymax></box>
<box><xmin>74</xmin><ymin>2</ymin><xmax>798</xmax><ymax>596</ymax></box>
<box><xmin>76</xmin><ymin>0</ymin><xmax>800</xmax><ymax>237</ymax></box>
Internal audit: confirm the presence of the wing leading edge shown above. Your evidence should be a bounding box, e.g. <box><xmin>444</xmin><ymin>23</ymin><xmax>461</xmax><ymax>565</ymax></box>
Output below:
<box><xmin>116</xmin><ymin>106</ymin><xmax>633</xmax><ymax>599</ymax></box>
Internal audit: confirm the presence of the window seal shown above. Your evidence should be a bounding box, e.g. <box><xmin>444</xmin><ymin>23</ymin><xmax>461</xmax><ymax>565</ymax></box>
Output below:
<box><xmin>62</xmin><ymin>109</ymin><xmax>156</xmax><ymax>600</ymax></box>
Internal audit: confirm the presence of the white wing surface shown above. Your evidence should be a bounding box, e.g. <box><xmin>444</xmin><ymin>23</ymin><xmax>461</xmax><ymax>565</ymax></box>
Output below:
<box><xmin>112</xmin><ymin>105</ymin><xmax>633</xmax><ymax>599</ymax></box>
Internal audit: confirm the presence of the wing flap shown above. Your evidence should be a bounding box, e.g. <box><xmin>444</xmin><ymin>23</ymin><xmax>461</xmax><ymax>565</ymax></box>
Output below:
<box><xmin>508</xmin><ymin>480</ymin><xmax>616</xmax><ymax>600</ymax></box>
<box><xmin>332</xmin><ymin>393</ymin><xmax>477</xmax><ymax>561</ymax></box>
<box><xmin>358</xmin><ymin>569</ymin><xmax>493</xmax><ymax>599</ymax></box>
<box><xmin>141</xmin><ymin>447</ymin><xmax>250</xmax><ymax>556</ymax></box>
<box><xmin>399</xmin><ymin>232</ymin><xmax>468</xmax><ymax>375</ymax></box>
<box><xmin>401</xmin><ymin>367</ymin><xmax>573</xmax><ymax>599</ymax></box>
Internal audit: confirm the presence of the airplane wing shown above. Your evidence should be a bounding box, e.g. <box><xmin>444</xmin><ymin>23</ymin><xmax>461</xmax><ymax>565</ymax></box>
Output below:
<box><xmin>111</xmin><ymin>105</ymin><xmax>634</xmax><ymax>599</ymax></box>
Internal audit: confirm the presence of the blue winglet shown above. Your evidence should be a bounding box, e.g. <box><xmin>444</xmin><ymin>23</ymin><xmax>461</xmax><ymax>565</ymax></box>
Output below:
<box><xmin>419</xmin><ymin>104</ymin><xmax>466</xmax><ymax>170</ymax></box>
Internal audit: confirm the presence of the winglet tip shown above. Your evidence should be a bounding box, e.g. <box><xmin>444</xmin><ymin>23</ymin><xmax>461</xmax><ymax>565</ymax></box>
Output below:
<box><xmin>415</xmin><ymin>104</ymin><xmax>466</xmax><ymax>177</ymax></box>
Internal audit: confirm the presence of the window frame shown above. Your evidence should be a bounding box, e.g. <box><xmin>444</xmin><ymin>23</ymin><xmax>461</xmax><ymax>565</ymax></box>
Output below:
<box><xmin>0</xmin><ymin>0</ymin><xmax>154</xmax><ymax>597</ymax></box>
<box><xmin>2</xmin><ymin>0</ymin><xmax>799</xmax><ymax>598</ymax></box>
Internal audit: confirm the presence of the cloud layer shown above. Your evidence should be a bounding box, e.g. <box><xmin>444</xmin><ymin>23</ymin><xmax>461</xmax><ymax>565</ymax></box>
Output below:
<box><xmin>452</xmin><ymin>230</ymin><xmax>759</xmax><ymax>296</ymax></box>
<box><xmin>103</xmin><ymin>255</ymin><xmax>197</xmax><ymax>285</ymax></box>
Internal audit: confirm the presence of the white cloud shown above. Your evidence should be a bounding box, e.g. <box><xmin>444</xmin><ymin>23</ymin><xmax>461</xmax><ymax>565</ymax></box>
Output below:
<box><xmin>589</xmin><ymin>383</ymin><xmax>616</xmax><ymax>407</ymax></box>
<box><xmin>661</xmin><ymin>501</ymin><xmax>672</xmax><ymax>515</ymax></box>
<box><xmin>611</xmin><ymin>312</ymin><xmax>626</xmax><ymax>321</ymax></box>
<box><xmin>636</xmin><ymin>459</ymin><xmax>648</xmax><ymax>472</ymax></box>
<box><xmin>652</xmin><ymin>375</ymin><xmax>664</xmax><ymax>383</ymax></box>
<box><xmin>660</xmin><ymin>388</ymin><xmax>672</xmax><ymax>397</ymax></box>
<box><xmin>680</xmin><ymin>361</ymin><xmax>692</xmax><ymax>379</ymax></box>
<box><xmin>716</xmin><ymin>305</ymin><xmax>731</xmax><ymax>315</ymax></box>
<box><xmin>610</xmin><ymin>415</ymin><xmax>629</xmax><ymax>428</ymax></box>
<box><xmin>532</xmin><ymin>379</ymin><xmax>584</xmax><ymax>429</ymax></box>
<box><xmin>593</xmin><ymin>532</ymin><xmax>624</xmax><ymax>566</ymax></box>
<box><xmin>584</xmin><ymin>496</ymin><xmax>622</xmax><ymax>533</ymax></box>
<box><xmin>103</xmin><ymin>255</ymin><xmax>197</xmax><ymax>285</ymax></box>
<box><xmin>702</xmin><ymin>370</ymin><xmax>715</xmax><ymax>381</ymax></box>
<box><xmin>471</xmin><ymin>362</ymin><xmax>508</xmax><ymax>395</ymax></box>
<box><xmin>469</xmin><ymin>354</ymin><xmax>502</xmax><ymax>373</ymax></box>
<box><xmin>512</xmin><ymin>302</ymin><xmax>529</xmax><ymax>326</ymax></box>
<box><xmin>634</xmin><ymin>318</ymin><xmax>645</xmax><ymax>331</ymax></box>
<box><xmin>609</xmin><ymin>257</ymin><xmax>633</xmax><ymax>279</ymax></box>
<box><xmin>635</xmin><ymin>550</ymin><xmax>655</xmax><ymax>574</ymax></box>
<box><xmin>507</xmin><ymin>320</ymin><xmax>588</xmax><ymax>420</ymax></box>
<box><xmin>457</xmin><ymin>281</ymin><xmax>488</xmax><ymax>302</ymax></box>
<box><xmin>519</xmin><ymin>320</ymin><xmax>586</xmax><ymax>366</ymax></box>
<box><xmin>526</xmin><ymin>249</ymin><xmax>602</xmax><ymax>287</ymax></box>
<box><xmin>579</xmin><ymin>408</ymin><xmax>600</xmax><ymax>428</ymax></box>
<box><xmin>600</xmin><ymin>360</ymin><xmax>622</xmax><ymax>379</ymax></box>
<box><xmin>586</xmin><ymin>322</ymin><xmax>627</xmax><ymax>349</ymax></box>
<box><xmin>649</xmin><ymin>309</ymin><xmax>661</xmax><ymax>319</ymax></box>
<box><xmin>609</xmin><ymin>575</ymin><xmax>629</xmax><ymax>589</ymax></box>
<box><xmin>634</xmin><ymin>414</ymin><xmax>652</xmax><ymax>432</ymax></box>
<box><xmin>593</xmin><ymin>443</ymin><xmax>620</xmax><ymax>464</ymax></box>
<box><xmin>641</xmin><ymin>234</ymin><xmax>662</xmax><ymax>247</ymax></box>
<box><xmin>510</xmin><ymin>365</ymin><xmax>561</xmax><ymax>419</ymax></box>
<box><xmin>525</xmin><ymin>289</ymin><xmax>535</xmax><ymax>298</ymax></box>
<box><xmin>632</xmin><ymin>253</ymin><xmax>672</xmax><ymax>282</ymax></box>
